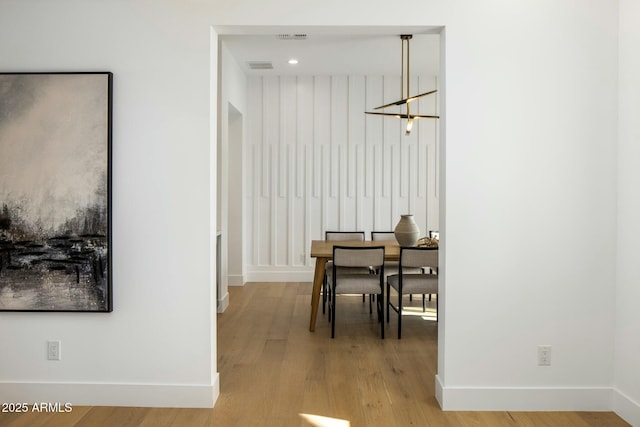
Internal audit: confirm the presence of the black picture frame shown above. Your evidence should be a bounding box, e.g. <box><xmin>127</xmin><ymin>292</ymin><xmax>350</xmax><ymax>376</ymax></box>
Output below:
<box><xmin>0</xmin><ymin>72</ymin><xmax>113</xmax><ymax>312</ymax></box>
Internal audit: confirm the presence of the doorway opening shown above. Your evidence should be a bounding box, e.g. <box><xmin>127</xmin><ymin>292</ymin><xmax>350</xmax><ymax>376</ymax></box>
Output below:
<box><xmin>212</xmin><ymin>25</ymin><xmax>446</xmax><ymax>401</ymax></box>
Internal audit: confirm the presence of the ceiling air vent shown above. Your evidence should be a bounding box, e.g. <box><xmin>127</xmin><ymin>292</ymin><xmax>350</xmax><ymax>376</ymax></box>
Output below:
<box><xmin>247</xmin><ymin>61</ymin><xmax>273</xmax><ymax>70</ymax></box>
<box><xmin>277</xmin><ymin>34</ymin><xmax>308</xmax><ymax>40</ymax></box>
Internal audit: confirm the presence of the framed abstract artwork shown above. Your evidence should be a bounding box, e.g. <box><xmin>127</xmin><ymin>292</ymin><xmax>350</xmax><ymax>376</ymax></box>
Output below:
<box><xmin>0</xmin><ymin>72</ymin><xmax>113</xmax><ymax>312</ymax></box>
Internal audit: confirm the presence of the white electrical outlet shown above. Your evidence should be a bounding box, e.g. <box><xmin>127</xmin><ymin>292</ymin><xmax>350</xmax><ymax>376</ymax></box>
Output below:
<box><xmin>47</xmin><ymin>340</ymin><xmax>61</xmax><ymax>361</ymax></box>
<box><xmin>538</xmin><ymin>345</ymin><xmax>551</xmax><ymax>366</ymax></box>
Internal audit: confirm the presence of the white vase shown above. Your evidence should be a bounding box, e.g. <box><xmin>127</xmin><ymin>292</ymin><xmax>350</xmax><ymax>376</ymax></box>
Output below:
<box><xmin>394</xmin><ymin>214</ymin><xmax>420</xmax><ymax>246</ymax></box>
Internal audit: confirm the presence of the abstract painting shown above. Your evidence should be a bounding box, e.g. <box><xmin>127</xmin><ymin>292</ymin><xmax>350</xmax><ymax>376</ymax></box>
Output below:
<box><xmin>0</xmin><ymin>72</ymin><xmax>112</xmax><ymax>312</ymax></box>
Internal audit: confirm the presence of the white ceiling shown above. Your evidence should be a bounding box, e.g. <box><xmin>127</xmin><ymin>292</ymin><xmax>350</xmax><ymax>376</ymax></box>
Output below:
<box><xmin>221</xmin><ymin>31</ymin><xmax>440</xmax><ymax>76</ymax></box>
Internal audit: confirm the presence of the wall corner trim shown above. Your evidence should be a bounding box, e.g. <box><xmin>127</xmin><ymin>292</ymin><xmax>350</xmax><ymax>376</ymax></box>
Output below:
<box><xmin>217</xmin><ymin>291</ymin><xmax>230</xmax><ymax>312</ymax></box>
<box><xmin>435</xmin><ymin>374</ymin><xmax>444</xmax><ymax>408</ymax></box>
<box><xmin>612</xmin><ymin>387</ymin><xmax>640</xmax><ymax>426</ymax></box>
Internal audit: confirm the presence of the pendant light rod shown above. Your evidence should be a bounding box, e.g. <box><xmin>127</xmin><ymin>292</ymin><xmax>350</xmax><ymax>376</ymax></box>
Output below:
<box><xmin>401</xmin><ymin>35</ymin><xmax>412</xmax><ymax>120</ymax></box>
<box><xmin>401</xmin><ymin>36</ymin><xmax>405</xmax><ymax>99</ymax></box>
<box><xmin>403</xmin><ymin>35</ymin><xmax>411</xmax><ymax>101</ymax></box>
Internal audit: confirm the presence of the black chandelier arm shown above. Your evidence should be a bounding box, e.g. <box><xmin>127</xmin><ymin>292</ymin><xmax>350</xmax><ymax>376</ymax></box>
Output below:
<box><xmin>365</xmin><ymin>112</ymin><xmax>439</xmax><ymax>119</ymax></box>
<box><xmin>372</xmin><ymin>89</ymin><xmax>438</xmax><ymax>110</ymax></box>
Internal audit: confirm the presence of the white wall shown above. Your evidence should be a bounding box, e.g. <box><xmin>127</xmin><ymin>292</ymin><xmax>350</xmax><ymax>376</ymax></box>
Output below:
<box><xmin>614</xmin><ymin>1</ymin><xmax>640</xmax><ymax>425</ymax></box>
<box><xmin>1</xmin><ymin>0</ymin><xmax>637</xmax><ymax>421</ymax></box>
<box><xmin>0</xmin><ymin>2</ymin><xmax>217</xmax><ymax>407</ymax></box>
<box><xmin>439</xmin><ymin>1</ymin><xmax>619</xmax><ymax>411</ymax></box>
<box><xmin>227</xmin><ymin>104</ymin><xmax>245</xmax><ymax>287</ymax></box>
<box><xmin>244</xmin><ymin>74</ymin><xmax>439</xmax><ymax>282</ymax></box>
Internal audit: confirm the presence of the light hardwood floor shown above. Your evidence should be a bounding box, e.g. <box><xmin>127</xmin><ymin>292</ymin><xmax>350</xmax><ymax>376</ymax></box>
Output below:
<box><xmin>0</xmin><ymin>282</ymin><xmax>630</xmax><ymax>426</ymax></box>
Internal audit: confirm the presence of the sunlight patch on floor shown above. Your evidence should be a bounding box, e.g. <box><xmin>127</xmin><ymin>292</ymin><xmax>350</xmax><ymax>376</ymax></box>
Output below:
<box><xmin>402</xmin><ymin>305</ymin><xmax>437</xmax><ymax>321</ymax></box>
<box><xmin>300</xmin><ymin>413</ymin><xmax>350</xmax><ymax>427</ymax></box>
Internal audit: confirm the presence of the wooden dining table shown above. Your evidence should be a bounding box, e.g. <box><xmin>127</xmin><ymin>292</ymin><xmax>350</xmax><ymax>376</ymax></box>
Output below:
<box><xmin>308</xmin><ymin>239</ymin><xmax>401</xmax><ymax>331</ymax></box>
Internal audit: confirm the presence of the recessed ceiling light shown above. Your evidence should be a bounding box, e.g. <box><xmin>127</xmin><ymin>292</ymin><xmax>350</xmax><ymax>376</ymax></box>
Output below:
<box><xmin>288</xmin><ymin>58</ymin><xmax>299</xmax><ymax>65</ymax></box>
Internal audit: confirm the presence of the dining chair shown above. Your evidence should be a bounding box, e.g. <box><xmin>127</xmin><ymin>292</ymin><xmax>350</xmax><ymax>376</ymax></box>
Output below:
<box><xmin>386</xmin><ymin>247</ymin><xmax>439</xmax><ymax>339</ymax></box>
<box><xmin>370</xmin><ymin>231</ymin><xmax>396</xmax><ymax>242</ymax></box>
<box><xmin>371</xmin><ymin>231</ymin><xmax>429</xmax><ymax>305</ymax></box>
<box><xmin>323</xmin><ymin>231</ymin><xmax>367</xmax><ymax>317</ymax></box>
<box><xmin>370</xmin><ymin>230</ymin><xmax>397</xmax><ymax>278</ymax></box>
<box><xmin>328</xmin><ymin>245</ymin><xmax>385</xmax><ymax>339</ymax></box>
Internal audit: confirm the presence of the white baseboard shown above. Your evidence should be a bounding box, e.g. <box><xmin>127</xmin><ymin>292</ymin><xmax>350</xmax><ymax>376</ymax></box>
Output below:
<box><xmin>0</xmin><ymin>375</ymin><xmax>220</xmax><ymax>408</ymax></box>
<box><xmin>227</xmin><ymin>274</ymin><xmax>245</xmax><ymax>286</ymax></box>
<box><xmin>217</xmin><ymin>291</ymin><xmax>229</xmax><ymax>313</ymax></box>
<box><xmin>246</xmin><ymin>270</ymin><xmax>314</xmax><ymax>283</ymax></box>
<box><xmin>436</xmin><ymin>376</ymin><xmax>612</xmax><ymax>411</ymax></box>
<box><xmin>613</xmin><ymin>388</ymin><xmax>640</xmax><ymax>426</ymax></box>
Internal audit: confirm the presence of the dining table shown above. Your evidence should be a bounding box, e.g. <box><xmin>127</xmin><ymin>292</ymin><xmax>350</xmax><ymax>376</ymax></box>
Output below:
<box><xmin>308</xmin><ymin>239</ymin><xmax>401</xmax><ymax>332</ymax></box>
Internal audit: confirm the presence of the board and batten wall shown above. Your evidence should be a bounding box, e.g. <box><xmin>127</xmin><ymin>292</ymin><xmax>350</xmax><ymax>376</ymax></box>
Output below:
<box><xmin>243</xmin><ymin>74</ymin><xmax>439</xmax><ymax>282</ymax></box>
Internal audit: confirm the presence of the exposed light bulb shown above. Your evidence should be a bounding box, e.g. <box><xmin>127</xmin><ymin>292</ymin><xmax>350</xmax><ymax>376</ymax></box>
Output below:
<box><xmin>405</xmin><ymin>118</ymin><xmax>414</xmax><ymax>135</ymax></box>
<box><xmin>288</xmin><ymin>58</ymin><xmax>299</xmax><ymax>65</ymax></box>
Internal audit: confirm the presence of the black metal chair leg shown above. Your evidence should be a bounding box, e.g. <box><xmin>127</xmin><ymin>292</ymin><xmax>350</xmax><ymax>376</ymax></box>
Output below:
<box><xmin>379</xmin><ymin>293</ymin><xmax>384</xmax><ymax>339</ymax></box>
<box><xmin>398</xmin><ymin>293</ymin><xmax>403</xmax><ymax>339</ymax></box>
<box><xmin>327</xmin><ymin>286</ymin><xmax>332</xmax><ymax>322</ymax></box>
<box><xmin>331</xmin><ymin>283</ymin><xmax>336</xmax><ymax>338</ymax></box>
<box><xmin>386</xmin><ymin>283</ymin><xmax>391</xmax><ymax>323</ymax></box>
<box><xmin>322</xmin><ymin>276</ymin><xmax>326</xmax><ymax>314</ymax></box>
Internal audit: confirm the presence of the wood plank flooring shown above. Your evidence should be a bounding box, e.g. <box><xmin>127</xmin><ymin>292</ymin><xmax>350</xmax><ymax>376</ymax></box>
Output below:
<box><xmin>0</xmin><ymin>282</ymin><xmax>630</xmax><ymax>426</ymax></box>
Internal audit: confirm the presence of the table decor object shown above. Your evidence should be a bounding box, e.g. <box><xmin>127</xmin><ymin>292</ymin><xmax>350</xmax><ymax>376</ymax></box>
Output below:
<box><xmin>394</xmin><ymin>214</ymin><xmax>420</xmax><ymax>246</ymax></box>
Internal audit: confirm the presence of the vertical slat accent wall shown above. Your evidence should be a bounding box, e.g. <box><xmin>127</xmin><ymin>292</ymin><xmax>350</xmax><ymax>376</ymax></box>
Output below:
<box><xmin>245</xmin><ymin>74</ymin><xmax>439</xmax><ymax>281</ymax></box>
